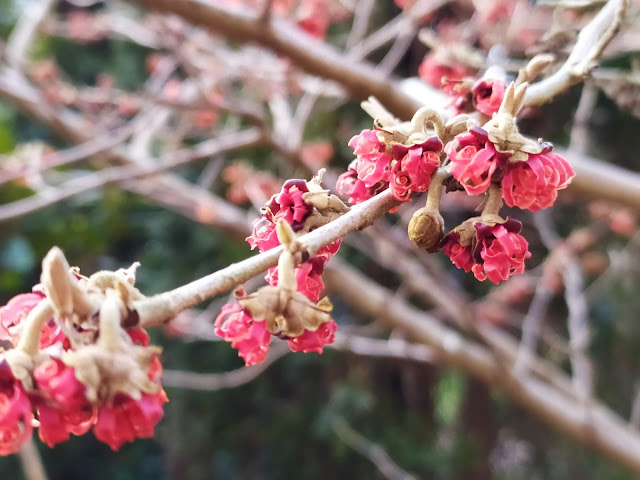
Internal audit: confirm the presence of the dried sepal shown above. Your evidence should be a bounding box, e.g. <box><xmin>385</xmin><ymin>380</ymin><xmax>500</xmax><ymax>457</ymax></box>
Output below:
<box><xmin>482</xmin><ymin>82</ymin><xmax>543</xmax><ymax>162</ymax></box>
<box><xmin>62</xmin><ymin>341</ymin><xmax>161</xmax><ymax>404</ymax></box>
<box><xmin>237</xmin><ymin>286</ymin><xmax>332</xmax><ymax>338</ymax></box>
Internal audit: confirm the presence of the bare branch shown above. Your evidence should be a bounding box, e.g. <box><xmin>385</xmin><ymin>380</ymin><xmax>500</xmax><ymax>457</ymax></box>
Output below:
<box><xmin>332</xmin><ymin>418</ymin><xmax>419</xmax><ymax>480</ymax></box>
<box><xmin>0</xmin><ymin>129</ymin><xmax>263</xmax><ymax>222</ymax></box>
<box><xmin>5</xmin><ymin>0</ymin><xmax>56</xmax><ymax>68</ymax></box>
<box><xmin>162</xmin><ymin>342</ymin><xmax>289</xmax><ymax>391</ymax></box>
<box><xmin>134</xmin><ymin>188</ymin><xmax>399</xmax><ymax>327</ymax></box>
<box><xmin>524</xmin><ymin>0</ymin><xmax>629</xmax><ymax>106</ymax></box>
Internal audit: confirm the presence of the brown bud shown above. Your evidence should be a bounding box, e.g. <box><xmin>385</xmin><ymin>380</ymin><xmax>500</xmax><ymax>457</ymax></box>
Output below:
<box><xmin>408</xmin><ymin>207</ymin><xmax>445</xmax><ymax>253</ymax></box>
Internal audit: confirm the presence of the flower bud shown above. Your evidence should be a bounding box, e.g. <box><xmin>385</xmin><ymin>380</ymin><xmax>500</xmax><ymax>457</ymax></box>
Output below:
<box><xmin>408</xmin><ymin>207</ymin><xmax>444</xmax><ymax>253</ymax></box>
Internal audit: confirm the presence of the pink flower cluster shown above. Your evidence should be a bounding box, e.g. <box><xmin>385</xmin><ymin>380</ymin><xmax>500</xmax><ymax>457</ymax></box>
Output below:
<box><xmin>216</xmin><ymin>180</ymin><xmax>340</xmax><ymax>365</ymax></box>
<box><xmin>0</xmin><ymin>294</ymin><xmax>167</xmax><ymax>454</ymax></box>
<box><xmin>418</xmin><ymin>54</ymin><xmax>471</xmax><ymax>89</ymax></box>
<box><xmin>219</xmin><ymin>0</ymin><xmax>345</xmax><ymax>40</ymax></box>
<box><xmin>441</xmin><ymin>218</ymin><xmax>531</xmax><ymax>284</ymax></box>
<box><xmin>337</xmin><ymin>129</ymin><xmax>442</xmax><ymax>204</ymax></box>
<box><xmin>446</xmin><ymin>126</ymin><xmax>574</xmax><ymax>211</ymax></box>
<box><xmin>472</xmin><ymin>79</ymin><xmax>507</xmax><ymax>117</ymax></box>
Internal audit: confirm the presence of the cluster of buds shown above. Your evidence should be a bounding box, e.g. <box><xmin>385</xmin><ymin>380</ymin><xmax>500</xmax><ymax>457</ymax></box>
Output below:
<box><xmin>338</xmin><ymin>81</ymin><xmax>575</xmax><ymax>285</ymax></box>
<box><xmin>216</xmin><ymin>172</ymin><xmax>348</xmax><ymax>365</ymax></box>
<box><xmin>0</xmin><ymin>249</ymin><xmax>166</xmax><ymax>454</ymax></box>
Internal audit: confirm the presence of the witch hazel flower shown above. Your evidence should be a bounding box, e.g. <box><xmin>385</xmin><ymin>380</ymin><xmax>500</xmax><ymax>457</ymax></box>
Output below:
<box><xmin>247</xmin><ymin>172</ymin><xmax>347</xmax><ymax>310</ymax></box>
<box><xmin>92</xmin><ymin>357</ymin><xmax>168</xmax><ymax>451</ymax></box>
<box><xmin>418</xmin><ymin>53</ymin><xmax>471</xmax><ymax>89</ymax></box>
<box><xmin>501</xmin><ymin>147</ymin><xmax>574</xmax><ymax>212</ymax></box>
<box><xmin>0</xmin><ymin>360</ymin><xmax>34</xmax><ymax>455</ymax></box>
<box><xmin>214</xmin><ymin>303</ymin><xmax>271</xmax><ymax>366</ymax></box>
<box><xmin>0</xmin><ymin>292</ymin><xmax>65</xmax><ymax>349</ymax></box>
<box><xmin>33</xmin><ymin>358</ymin><xmax>95</xmax><ymax>447</ymax></box>
<box><xmin>447</xmin><ymin>82</ymin><xmax>575</xmax><ymax>210</ymax></box>
<box><xmin>0</xmin><ymin>248</ymin><xmax>171</xmax><ymax>454</ymax></box>
<box><xmin>445</xmin><ymin>126</ymin><xmax>506</xmax><ymax>195</ymax></box>
<box><xmin>248</xmin><ymin>173</ymin><xmax>347</xmax><ymax>252</ymax></box>
<box><xmin>442</xmin><ymin>215</ymin><xmax>531</xmax><ymax>285</ymax></box>
<box><xmin>218</xmin><ymin>221</ymin><xmax>337</xmax><ymax>365</ymax></box>
<box><xmin>472</xmin><ymin>78</ymin><xmax>507</xmax><ymax>117</ymax></box>
<box><xmin>338</xmin><ymin>107</ymin><xmax>446</xmax><ymax>205</ymax></box>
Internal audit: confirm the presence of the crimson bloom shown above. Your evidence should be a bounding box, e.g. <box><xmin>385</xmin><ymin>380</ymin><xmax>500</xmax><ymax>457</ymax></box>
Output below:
<box><xmin>288</xmin><ymin>319</ymin><xmax>337</xmax><ymax>354</ymax></box>
<box><xmin>389</xmin><ymin>143</ymin><xmax>441</xmax><ymax>200</ymax></box>
<box><xmin>93</xmin><ymin>390</ymin><xmax>167</xmax><ymax>451</ymax></box>
<box><xmin>418</xmin><ymin>54</ymin><xmax>470</xmax><ymax>88</ymax></box>
<box><xmin>446</xmin><ymin>126</ymin><xmax>506</xmax><ymax>195</ymax></box>
<box><xmin>33</xmin><ymin>358</ymin><xmax>95</xmax><ymax>447</ymax></box>
<box><xmin>0</xmin><ymin>361</ymin><xmax>34</xmax><ymax>455</ymax></box>
<box><xmin>501</xmin><ymin>150</ymin><xmax>575</xmax><ymax>212</ymax></box>
<box><xmin>0</xmin><ymin>292</ymin><xmax>65</xmax><ymax>348</ymax></box>
<box><xmin>214</xmin><ymin>303</ymin><xmax>271</xmax><ymax>366</ymax></box>
<box><xmin>337</xmin><ymin>161</ymin><xmax>383</xmax><ymax>204</ymax></box>
<box><xmin>442</xmin><ymin>218</ymin><xmax>531</xmax><ymax>285</ymax></box>
<box><xmin>472</xmin><ymin>219</ymin><xmax>531</xmax><ymax>284</ymax></box>
<box><xmin>266</xmin><ymin>256</ymin><xmax>327</xmax><ymax>303</ymax></box>
<box><xmin>472</xmin><ymin>79</ymin><xmax>507</xmax><ymax>117</ymax></box>
<box><xmin>93</xmin><ymin>357</ymin><xmax>167</xmax><ymax>451</ymax></box>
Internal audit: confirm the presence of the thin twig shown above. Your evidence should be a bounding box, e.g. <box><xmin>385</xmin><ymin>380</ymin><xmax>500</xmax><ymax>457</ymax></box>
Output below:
<box><xmin>524</xmin><ymin>0</ymin><xmax>628</xmax><ymax>106</ymax></box>
<box><xmin>332</xmin><ymin>418</ymin><xmax>419</xmax><ymax>480</ymax></box>
<box><xmin>162</xmin><ymin>342</ymin><xmax>289</xmax><ymax>391</ymax></box>
<box><xmin>0</xmin><ymin>129</ymin><xmax>263</xmax><ymax>222</ymax></box>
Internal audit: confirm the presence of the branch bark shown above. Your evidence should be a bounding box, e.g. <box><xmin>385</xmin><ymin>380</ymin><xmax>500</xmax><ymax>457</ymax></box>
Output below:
<box><xmin>124</xmin><ymin>0</ymin><xmax>640</xmax><ymax>212</ymax></box>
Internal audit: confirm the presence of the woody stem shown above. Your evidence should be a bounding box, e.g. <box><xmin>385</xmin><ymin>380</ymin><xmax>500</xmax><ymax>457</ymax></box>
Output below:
<box><xmin>424</xmin><ymin>169</ymin><xmax>448</xmax><ymax>212</ymax></box>
<box><xmin>482</xmin><ymin>184</ymin><xmax>503</xmax><ymax>216</ymax></box>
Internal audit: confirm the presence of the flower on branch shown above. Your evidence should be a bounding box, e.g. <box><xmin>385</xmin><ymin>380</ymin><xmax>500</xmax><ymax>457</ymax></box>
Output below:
<box><xmin>442</xmin><ymin>216</ymin><xmax>531</xmax><ymax>284</ymax></box>
<box><xmin>0</xmin><ymin>248</ymin><xmax>168</xmax><ymax>453</ymax></box>
<box><xmin>472</xmin><ymin>78</ymin><xmax>508</xmax><ymax>117</ymax></box>
<box><xmin>447</xmin><ymin>83</ymin><xmax>575</xmax><ymax>210</ymax></box>
<box><xmin>338</xmin><ymin>119</ymin><xmax>444</xmax><ymax>205</ymax></box>
<box><xmin>0</xmin><ymin>361</ymin><xmax>33</xmax><ymax>455</ymax></box>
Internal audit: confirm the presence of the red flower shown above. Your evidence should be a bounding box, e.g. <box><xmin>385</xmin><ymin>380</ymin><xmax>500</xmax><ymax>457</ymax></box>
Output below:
<box><xmin>33</xmin><ymin>358</ymin><xmax>95</xmax><ymax>447</ymax></box>
<box><xmin>214</xmin><ymin>304</ymin><xmax>271</xmax><ymax>366</ymax></box>
<box><xmin>501</xmin><ymin>150</ymin><xmax>575</xmax><ymax>212</ymax></box>
<box><xmin>472</xmin><ymin>79</ymin><xmax>507</xmax><ymax>117</ymax></box>
<box><xmin>348</xmin><ymin>129</ymin><xmax>385</xmax><ymax>158</ymax></box>
<box><xmin>93</xmin><ymin>389</ymin><xmax>167</xmax><ymax>451</ymax></box>
<box><xmin>419</xmin><ymin>54</ymin><xmax>470</xmax><ymax>88</ymax></box>
<box><xmin>472</xmin><ymin>219</ymin><xmax>531</xmax><ymax>284</ymax></box>
<box><xmin>297</xmin><ymin>1</ymin><xmax>330</xmax><ymax>39</ymax></box>
<box><xmin>337</xmin><ymin>163</ymin><xmax>378</xmax><ymax>204</ymax></box>
<box><xmin>246</xmin><ymin>218</ymin><xmax>279</xmax><ymax>252</ymax></box>
<box><xmin>442</xmin><ymin>218</ymin><xmax>531</xmax><ymax>285</ymax></box>
<box><xmin>446</xmin><ymin>127</ymin><xmax>506</xmax><ymax>195</ymax></box>
<box><xmin>356</xmin><ymin>154</ymin><xmax>393</xmax><ymax>188</ymax></box>
<box><xmin>263</xmin><ymin>179</ymin><xmax>313</xmax><ymax>232</ymax></box>
<box><xmin>441</xmin><ymin>234</ymin><xmax>474</xmax><ymax>273</ymax></box>
<box><xmin>288</xmin><ymin>319</ymin><xmax>337</xmax><ymax>354</ymax></box>
<box><xmin>389</xmin><ymin>145</ymin><xmax>440</xmax><ymax>201</ymax></box>
<box><xmin>0</xmin><ymin>361</ymin><xmax>34</xmax><ymax>455</ymax></box>
<box><xmin>0</xmin><ymin>293</ymin><xmax>65</xmax><ymax>348</ymax></box>
<box><xmin>266</xmin><ymin>256</ymin><xmax>327</xmax><ymax>303</ymax></box>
